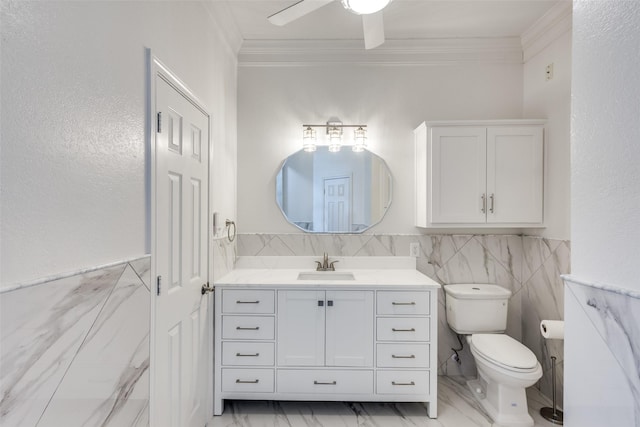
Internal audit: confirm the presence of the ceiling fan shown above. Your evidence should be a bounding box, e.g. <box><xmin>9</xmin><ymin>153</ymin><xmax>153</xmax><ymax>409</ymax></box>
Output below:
<box><xmin>268</xmin><ymin>0</ymin><xmax>392</xmax><ymax>50</ymax></box>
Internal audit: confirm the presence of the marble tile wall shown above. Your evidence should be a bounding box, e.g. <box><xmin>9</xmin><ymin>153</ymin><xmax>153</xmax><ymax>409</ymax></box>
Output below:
<box><xmin>212</xmin><ymin>236</ymin><xmax>237</xmax><ymax>281</ymax></box>
<box><xmin>563</xmin><ymin>277</ymin><xmax>640</xmax><ymax>426</ymax></box>
<box><xmin>237</xmin><ymin>233</ymin><xmax>569</xmax><ymax>406</ymax></box>
<box><xmin>0</xmin><ymin>257</ymin><xmax>151</xmax><ymax>427</ymax></box>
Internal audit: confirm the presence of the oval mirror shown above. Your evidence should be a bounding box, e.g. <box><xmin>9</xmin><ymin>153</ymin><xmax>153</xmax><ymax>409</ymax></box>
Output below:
<box><xmin>276</xmin><ymin>147</ymin><xmax>392</xmax><ymax>233</ymax></box>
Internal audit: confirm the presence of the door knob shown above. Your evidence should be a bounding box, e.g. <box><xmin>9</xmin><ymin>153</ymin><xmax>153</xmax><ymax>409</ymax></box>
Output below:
<box><xmin>201</xmin><ymin>283</ymin><xmax>214</xmax><ymax>295</ymax></box>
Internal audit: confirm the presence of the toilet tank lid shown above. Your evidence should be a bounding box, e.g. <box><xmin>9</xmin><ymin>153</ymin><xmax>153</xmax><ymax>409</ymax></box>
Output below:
<box><xmin>444</xmin><ymin>284</ymin><xmax>512</xmax><ymax>299</ymax></box>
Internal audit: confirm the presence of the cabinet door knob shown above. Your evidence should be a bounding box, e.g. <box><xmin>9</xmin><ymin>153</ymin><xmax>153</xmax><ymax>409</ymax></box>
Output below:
<box><xmin>489</xmin><ymin>193</ymin><xmax>495</xmax><ymax>213</ymax></box>
<box><xmin>313</xmin><ymin>380</ymin><xmax>337</xmax><ymax>385</ymax></box>
<box><xmin>392</xmin><ymin>381</ymin><xmax>416</xmax><ymax>386</ymax></box>
<box><xmin>236</xmin><ymin>353</ymin><xmax>260</xmax><ymax>357</ymax></box>
<box><xmin>236</xmin><ymin>300</ymin><xmax>260</xmax><ymax>304</ymax></box>
<box><xmin>392</xmin><ymin>328</ymin><xmax>416</xmax><ymax>332</ymax></box>
<box><xmin>236</xmin><ymin>379</ymin><xmax>259</xmax><ymax>384</ymax></box>
<box><xmin>481</xmin><ymin>194</ymin><xmax>487</xmax><ymax>213</ymax></box>
<box><xmin>236</xmin><ymin>326</ymin><xmax>260</xmax><ymax>330</ymax></box>
<box><xmin>392</xmin><ymin>354</ymin><xmax>416</xmax><ymax>359</ymax></box>
<box><xmin>318</xmin><ymin>300</ymin><xmax>324</xmax><ymax>306</ymax></box>
<box><xmin>392</xmin><ymin>301</ymin><xmax>416</xmax><ymax>306</ymax></box>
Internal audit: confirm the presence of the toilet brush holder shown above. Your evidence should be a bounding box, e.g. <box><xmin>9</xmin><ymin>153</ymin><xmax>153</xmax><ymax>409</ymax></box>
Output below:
<box><xmin>540</xmin><ymin>356</ymin><xmax>564</xmax><ymax>425</ymax></box>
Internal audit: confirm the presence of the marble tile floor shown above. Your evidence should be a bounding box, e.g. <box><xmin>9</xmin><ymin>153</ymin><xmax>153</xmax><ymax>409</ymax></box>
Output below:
<box><xmin>207</xmin><ymin>376</ymin><xmax>559</xmax><ymax>427</ymax></box>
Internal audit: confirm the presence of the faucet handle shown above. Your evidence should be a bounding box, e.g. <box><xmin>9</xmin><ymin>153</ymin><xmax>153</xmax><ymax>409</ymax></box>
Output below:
<box><xmin>315</xmin><ymin>261</ymin><xmax>323</xmax><ymax>271</ymax></box>
<box><xmin>329</xmin><ymin>260</ymin><xmax>339</xmax><ymax>271</ymax></box>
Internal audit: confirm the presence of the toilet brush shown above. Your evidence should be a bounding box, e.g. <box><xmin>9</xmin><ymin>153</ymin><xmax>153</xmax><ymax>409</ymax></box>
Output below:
<box><xmin>540</xmin><ymin>356</ymin><xmax>563</xmax><ymax>425</ymax></box>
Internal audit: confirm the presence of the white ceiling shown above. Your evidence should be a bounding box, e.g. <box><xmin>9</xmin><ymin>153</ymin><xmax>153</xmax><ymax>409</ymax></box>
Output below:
<box><xmin>220</xmin><ymin>0</ymin><xmax>566</xmax><ymax>43</ymax></box>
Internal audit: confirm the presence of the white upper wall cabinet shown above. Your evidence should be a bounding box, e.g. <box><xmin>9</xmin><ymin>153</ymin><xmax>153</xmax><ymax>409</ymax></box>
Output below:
<box><xmin>415</xmin><ymin>120</ymin><xmax>545</xmax><ymax>228</ymax></box>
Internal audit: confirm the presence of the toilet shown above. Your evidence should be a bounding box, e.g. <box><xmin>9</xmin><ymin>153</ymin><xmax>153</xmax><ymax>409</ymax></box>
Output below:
<box><xmin>444</xmin><ymin>284</ymin><xmax>542</xmax><ymax>427</ymax></box>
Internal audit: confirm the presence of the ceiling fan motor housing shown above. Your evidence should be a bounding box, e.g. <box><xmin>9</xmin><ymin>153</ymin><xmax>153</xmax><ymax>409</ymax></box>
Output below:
<box><xmin>341</xmin><ymin>0</ymin><xmax>391</xmax><ymax>15</ymax></box>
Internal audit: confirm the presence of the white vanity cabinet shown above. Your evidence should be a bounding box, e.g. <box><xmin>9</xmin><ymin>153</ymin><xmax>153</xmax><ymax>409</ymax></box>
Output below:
<box><xmin>277</xmin><ymin>290</ymin><xmax>374</xmax><ymax>367</ymax></box>
<box><xmin>214</xmin><ymin>280</ymin><xmax>438</xmax><ymax>419</ymax></box>
<box><xmin>415</xmin><ymin>120</ymin><xmax>545</xmax><ymax>228</ymax></box>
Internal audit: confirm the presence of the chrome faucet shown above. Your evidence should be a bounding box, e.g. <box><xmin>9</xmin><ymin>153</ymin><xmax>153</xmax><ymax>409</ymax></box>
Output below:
<box><xmin>315</xmin><ymin>253</ymin><xmax>338</xmax><ymax>271</ymax></box>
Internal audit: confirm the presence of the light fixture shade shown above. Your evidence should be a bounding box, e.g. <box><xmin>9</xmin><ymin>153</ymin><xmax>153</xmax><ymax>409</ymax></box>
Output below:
<box><xmin>328</xmin><ymin>126</ymin><xmax>342</xmax><ymax>152</ymax></box>
<box><xmin>353</xmin><ymin>126</ymin><xmax>367</xmax><ymax>152</ymax></box>
<box><xmin>302</xmin><ymin>126</ymin><xmax>317</xmax><ymax>152</ymax></box>
<box><xmin>342</xmin><ymin>0</ymin><xmax>390</xmax><ymax>15</ymax></box>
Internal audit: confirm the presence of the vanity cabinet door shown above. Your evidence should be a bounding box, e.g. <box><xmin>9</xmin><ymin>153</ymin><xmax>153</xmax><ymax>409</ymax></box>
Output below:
<box><xmin>325</xmin><ymin>290</ymin><xmax>374</xmax><ymax>367</ymax></box>
<box><xmin>277</xmin><ymin>290</ymin><xmax>325</xmax><ymax>366</ymax></box>
<box><xmin>277</xmin><ymin>290</ymin><xmax>374</xmax><ymax>368</ymax></box>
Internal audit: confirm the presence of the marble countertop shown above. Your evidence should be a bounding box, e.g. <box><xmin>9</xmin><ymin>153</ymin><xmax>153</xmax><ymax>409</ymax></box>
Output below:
<box><xmin>215</xmin><ymin>256</ymin><xmax>441</xmax><ymax>289</ymax></box>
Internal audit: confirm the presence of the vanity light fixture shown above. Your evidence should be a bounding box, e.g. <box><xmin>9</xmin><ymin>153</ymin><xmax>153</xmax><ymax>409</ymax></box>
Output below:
<box><xmin>328</xmin><ymin>125</ymin><xmax>342</xmax><ymax>153</ymax></box>
<box><xmin>342</xmin><ymin>0</ymin><xmax>390</xmax><ymax>15</ymax></box>
<box><xmin>302</xmin><ymin>126</ymin><xmax>317</xmax><ymax>152</ymax></box>
<box><xmin>301</xmin><ymin>119</ymin><xmax>368</xmax><ymax>153</ymax></box>
<box><xmin>353</xmin><ymin>126</ymin><xmax>367</xmax><ymax>152</ymax></box>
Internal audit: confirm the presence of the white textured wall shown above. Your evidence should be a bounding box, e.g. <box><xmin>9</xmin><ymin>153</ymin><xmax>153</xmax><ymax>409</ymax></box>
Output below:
<box><xmin>238</xmin><ymin>63</ymin><xmax>524</xmax><ymax>234</ymax></box>
<box><xmin>0</xmin><ymin>1</ymin><xmax>238</xmax><ymax>286</ymax></box>
<box><xmin>571</xmin><ymin>0</ymin><xmax>640</xmax><ymax>290</ymax></box>
<box><xmin>523</xmin><ymin>31</ymin><xmax>572</xmax><ymax>240</ymax></box>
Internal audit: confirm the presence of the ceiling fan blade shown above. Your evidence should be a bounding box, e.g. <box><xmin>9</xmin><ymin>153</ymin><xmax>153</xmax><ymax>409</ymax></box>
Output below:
<box><xmin>268</xmin><ymin>0</ymin><xmax>335</xmax><ymax>26</ymax></box>
<box><xmin>362</xmin><ymin>11</ymin><xmax>385</xmax><ymax>49</ymax></box>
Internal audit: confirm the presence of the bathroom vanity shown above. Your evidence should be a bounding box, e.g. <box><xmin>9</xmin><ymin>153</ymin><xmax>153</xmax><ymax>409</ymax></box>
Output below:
<box><xmin>213</xmin><ymin>257</ymin><xmax>440</xmax><ymax>418</ymax></box>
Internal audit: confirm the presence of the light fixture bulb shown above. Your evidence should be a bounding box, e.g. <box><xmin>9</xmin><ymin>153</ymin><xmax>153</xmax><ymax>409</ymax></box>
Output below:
<box><xmin>328</xmin><ymin>126</ymin><xmax>342</xmax><ymax>153</ymax></box>
<box><xmin>302</xmin><ymin>126</ymin><xmax>317</xmax><ymax>152</ymax></box>
<box><xmin>342</xmin><ymin>0</ymin><xmax>390</xmax><ymax>15</ymax></box>
<box><xmin>353</xmin><ymin>126</ymin><xmax>367</xmax><ymax>152</ymax></box>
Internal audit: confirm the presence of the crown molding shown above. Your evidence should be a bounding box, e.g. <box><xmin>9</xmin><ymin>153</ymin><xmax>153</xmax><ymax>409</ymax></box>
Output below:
<box><xmin>238</xmin><ymin>37</ymin><xmax>523</xmax><ymax>67</ymax></box>
<box><xmin>521</xmin><ymin>1</ymin><xmax>572</xmax><ymax>62</ymax></box>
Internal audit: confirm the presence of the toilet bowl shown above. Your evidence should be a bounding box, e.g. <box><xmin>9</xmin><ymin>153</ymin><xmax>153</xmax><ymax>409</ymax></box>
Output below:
<box><xmin>468</xmin><ymin>334</ymin><xmax>542</xmax><ymax>427</ymax></box>
<box><xmin>443</xmin><ymin>284</ymin><xmax>542</xmax><ymax>427</ymax></box>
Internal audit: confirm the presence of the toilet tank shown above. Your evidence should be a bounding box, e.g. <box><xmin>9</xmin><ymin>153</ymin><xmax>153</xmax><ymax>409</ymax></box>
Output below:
<box><xmin>444</xmin><ymin>284</ymin><xmax>512</xmax><ymax>334</ymax></box>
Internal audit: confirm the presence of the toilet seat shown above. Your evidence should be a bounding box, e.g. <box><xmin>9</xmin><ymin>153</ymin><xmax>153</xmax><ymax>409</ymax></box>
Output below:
<box><xmin>470</xmin><ymin>334</ymin><xmax>538</xmax><ymax>372</ymax></box>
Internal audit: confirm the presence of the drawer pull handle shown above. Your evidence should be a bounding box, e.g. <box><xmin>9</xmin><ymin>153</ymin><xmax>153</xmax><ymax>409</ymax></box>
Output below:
<box><xmin>236</xmin><ymin>379</ymin><xmax>259</xmax><ymax>384</ymax></box>
<box><xmin>236</xmin><ymin>326</ymin><xmax>260</xmax><ymax>330</ymax></box>
<box><xmin>236</xmin><ymin>300</ymin><xmax>260</xmax><ymax>304</ymax></box>
<box><xmin>392</xmin><ymin>302</ymin><xmax>416</xmax><ymax>306</ymax></box>
<box><xmin>392</xmin><ymin>328</ymin><xmax>416</xmax><ymax>332</ymax></box>
<box><xmin>236</xmin><ymin>353</ymin><xmax>260</xmax><ymax>357</ymax></box>
<box><xmin>392</xmin><ymin>354</ymin><xmax>416</xmax><ymax>359</ymax></box>
<box><xmin>392</xmin><ymin>381</ymin><xmax>416</xmax><ymax>386</ymax></box>
<box><xmin>313</xmin><ymin>380</ymin><xmax>337</xmax><ymax>385</ymax></box>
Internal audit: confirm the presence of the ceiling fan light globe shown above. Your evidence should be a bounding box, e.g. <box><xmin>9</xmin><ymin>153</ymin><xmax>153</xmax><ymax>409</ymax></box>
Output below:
<box><xmin>341</xmin><ymin>0</ymin><xmax>390</xmax><ymax>15</ymax></box>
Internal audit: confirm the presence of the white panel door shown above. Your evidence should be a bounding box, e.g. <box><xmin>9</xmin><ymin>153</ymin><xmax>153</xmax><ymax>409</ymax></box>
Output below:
<box><xmin>430</xmin><ymin>127</ymin><xmax>487</xmax><ymax>223</ymax></box>
<box><xmin>324</xmin><ymin>177</ymin><xmax>351</xmax><ymax>232</ymax></box>
<box><xmin>277</xmin><ymin>290</ymin><xmax>325</xmax><ymax>366</ymax></box>
<box><xmin>154</xmin><ymin>75</ymin><xmax>209</xmax><ymax>427</ymax></box>
<box><xmin>487</xmin><ymin>126</ymin><xmax>544</xmax><ymax>223</ymax></box>
<box><xmin>325</xmin><ymin>291</ymin><xmax>374</xmax><ymax>367</ymax></box>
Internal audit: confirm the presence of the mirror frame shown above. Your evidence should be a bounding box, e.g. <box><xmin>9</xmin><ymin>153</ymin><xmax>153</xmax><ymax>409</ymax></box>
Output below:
<box><xmin>275</xmin><ymin>147</ymin><xmax>393</xmax><ymax>234</ymax></box>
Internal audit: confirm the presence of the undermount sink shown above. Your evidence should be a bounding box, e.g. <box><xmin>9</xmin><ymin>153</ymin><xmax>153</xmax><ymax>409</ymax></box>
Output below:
<box><xmin>297</xmin><ymin>271</ymin><xmax>356</xmax><ymax>281</ymax></box>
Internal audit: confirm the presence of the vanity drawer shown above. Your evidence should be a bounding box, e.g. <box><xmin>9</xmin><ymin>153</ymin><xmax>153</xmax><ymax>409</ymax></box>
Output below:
<box><xmin>222</xmin><ymin>290</ymin><xmax>275</xmax><ymax>314</ymax></box>
<box><xmin>376</xmin><ymin>317</ymin><xmax>430</xmax><ymax>342</ymax></box>
<box><xmin>377</xmin><ymin>291</ymin><xmax>430</xmax><ymax>315</ymax></box>
<box><xmin>376</xmin><ymin>343</ymin><xmax>430</xmax><ymax>368</ymax></box>
<box><xmin>222</xmin><ymin>368</ymin><xmax>274</xmax><ymax>393</ymax></box>
<box><xmin>222</xmin><ymin>342</ymin><xmax>275</xmax><ymax>366</ymax></box>
<box><xmin>376</xmin><ymin>370</ymin><xmax>430</xmax><ymax>395</ymax></box>
<box><xmin>222</xmin><ymin>316</ymin><xmax>275</xmax><ymax>340</ymax></box>
<box><xmin>277</xmin><ymin>369</ymin><xmax>373</xmax><ymax>395</ymax></box>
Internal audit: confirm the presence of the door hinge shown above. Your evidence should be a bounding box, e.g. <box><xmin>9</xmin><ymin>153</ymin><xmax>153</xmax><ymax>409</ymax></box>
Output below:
<box><xmin>156</xmin><ymin>275</ymin><xmax>161</xmax><ymax>296</ymax></box>
<box><xmin>157</xmin><ymin>112</ymin><xmax>162</xmax><ymax>133</ymax></box>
